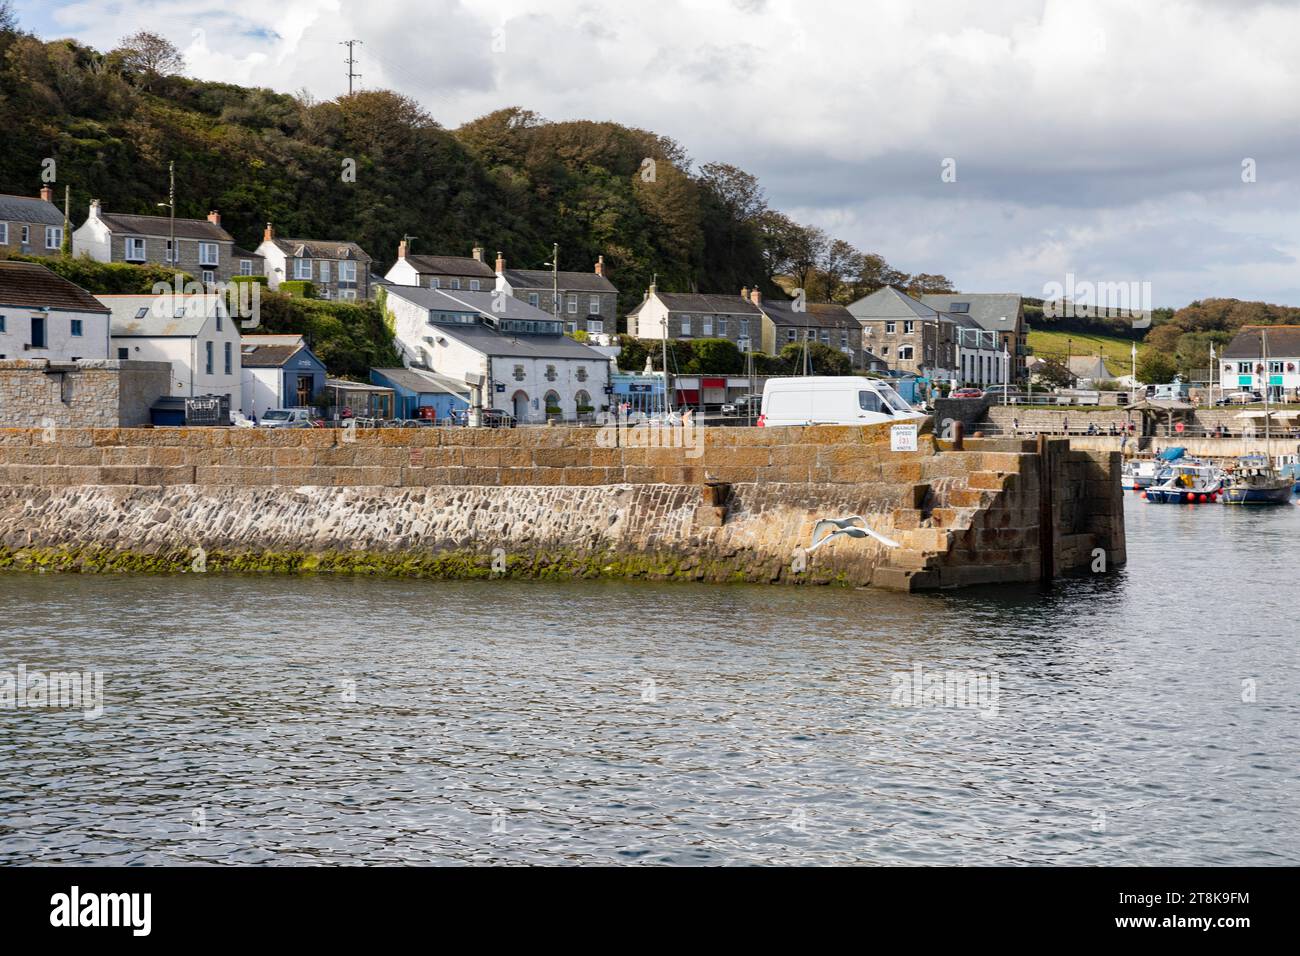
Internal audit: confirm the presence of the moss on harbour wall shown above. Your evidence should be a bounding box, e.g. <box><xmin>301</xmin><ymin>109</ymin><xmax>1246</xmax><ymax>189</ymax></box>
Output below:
<box><xmin>0</xmin><ymin>545</ymin><xmax>852</xmax><ymax>585</ymax></box>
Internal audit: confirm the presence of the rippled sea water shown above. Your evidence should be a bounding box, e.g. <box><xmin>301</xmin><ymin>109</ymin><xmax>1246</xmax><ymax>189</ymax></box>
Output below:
<box><xmin>1</xmin><ymin>495</ymin><xmax>1297</xmax><ymax>866</ymax></box>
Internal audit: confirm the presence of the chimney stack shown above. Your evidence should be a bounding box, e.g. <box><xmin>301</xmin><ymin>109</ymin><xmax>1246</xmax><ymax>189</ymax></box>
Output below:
<box><xmin>398</xmin><ymin>239</ymin><xmax>408</xmax><ymax>259</ymax></box>
<box><xmin>740</xmin><ymin>286</ymin><xmax>749</xmax><ymax>300</ymax></box>
<box><xmin>472</xmin><ymin>245</ymin><xmax>485</xmax><ymax>262</ymax></box>
<box><xmin>749</xmin><ymin>288</ymin><xmax>761</xmax><ymax>306</ymax></box>
<box><xmin>89</xmin><ymin>199</ymin><xmax>102</xmax><ymax>219</ymax></box>
<box><xmin>495</xmin><ymin>251</ymin><xmax>505</xmax><ymax>274</ymax></box>
<box><xmin>264</xmin><ymin>222</ymin><xmax>274</xmax><ymax>242</ymax></box>
<box><xmin>39</xmin><ymin>185</ymin><xmax>53</xmax><ymax>202</ymax></box>
<box><xmin>594</xmin><ymin>254</ymin><xmax>606</xmax><ymax>277</ymax></box>
<box><xmin>207</xmin><ymin>210</ymin><xmax>221</xmax><ymax>225</ymax></box>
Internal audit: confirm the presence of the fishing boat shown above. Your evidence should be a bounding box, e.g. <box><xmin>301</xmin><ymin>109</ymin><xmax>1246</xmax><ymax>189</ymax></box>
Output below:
<box><xmin>1143</xmin><ymin>463</ymin><xmax>1224</xmax><ymax>504</ymax></box>
<box><xmin>1220</xmin><ymin>455</ymin><xmax>1293</xmax><ymax>505</ymax></box>
<box><xmin>1275</xmin><ymin>453</ymin><xmax>1300</xmax><ymax>494</ymax></box>
<box><xmin>1121</xmin><ymin>447</ymin><xmax>1183</xmax><ymax>490</ymax></box>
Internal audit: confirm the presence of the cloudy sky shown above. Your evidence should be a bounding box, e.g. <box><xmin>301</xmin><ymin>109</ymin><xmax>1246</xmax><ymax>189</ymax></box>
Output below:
<box><xmin>15</xmin><ymin>0</ymin><xmax>1300</xmax><ymax>307</ymax></box>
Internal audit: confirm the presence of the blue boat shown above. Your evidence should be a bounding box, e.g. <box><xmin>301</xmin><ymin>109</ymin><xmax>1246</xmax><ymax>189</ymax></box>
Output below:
<box><xmin>1220</xmin><ymin>455</ymin><xmax>1293</xmax><ymax>505</ymax></box>
<box><xmin>1144</xmin><ymin>464</ymin><xmax>1224</xmax><ymax>504</ymax></box>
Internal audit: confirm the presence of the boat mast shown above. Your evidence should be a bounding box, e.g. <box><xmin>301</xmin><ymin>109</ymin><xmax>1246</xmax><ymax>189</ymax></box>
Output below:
<box><xmin>1264</xmin><ymin>328</ymin><xmax>1272</xmax><ymax>453</ymax></box>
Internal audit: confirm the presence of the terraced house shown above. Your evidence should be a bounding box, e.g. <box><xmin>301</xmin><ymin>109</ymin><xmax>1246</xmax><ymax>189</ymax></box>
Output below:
<box><xmin>256</xmin><ymin>224</ymin><xmax>372</xmax><ymax>300</ymax></box>
<box><xmin>384</xmin><ymin>242</ymin><xmax>497</xmax><ymax>292</ymax></box>
<box><xmin>0</xmin><ymin>186</ymin><xmax>66</xmax><ymax>255</ymax></box>
<box><xmin>495</xmin><ymin>253</ymin><xmax>618</xmax><ymax>336</ymax></box>
<box><xmin>626</xmin><ymin>285</ymin><xmax>763</xmax><ymax>351</ymax></box>
<box><xmin>750</xmin><ymin>290</ymin><xmax>864</xmax><ymax>367</ymax></box>
<box><xmin>72</xmin><ymin>201</ymin><xmax>238</xmax><ymax>284</ymax></box>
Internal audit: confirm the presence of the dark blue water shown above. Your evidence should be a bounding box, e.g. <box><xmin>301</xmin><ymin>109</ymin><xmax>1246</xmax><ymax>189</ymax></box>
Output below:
<box><xmin>1</xmin><ymin>495</ymin><xmax>1296</xmax><ymax>865</ymax></box>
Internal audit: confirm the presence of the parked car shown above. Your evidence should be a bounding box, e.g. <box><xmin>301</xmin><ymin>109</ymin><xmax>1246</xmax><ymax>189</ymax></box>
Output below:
<box><xmin>758</xmin><ymin>376</ymin><xmax>926</xmax><ymax>426</ymax></box>
<box><xmin>721</xmin><ymin>395</ymin><xmax>762</xmax><ymax>416</ymax></box>
<box><xmin>258</xmin><ymin>408</ymin><xmax>315</xmax><ymax>428</ymax></box>
<box><xmin>1216</xmin><ymin>390</ymin><xmax>1263</xmax><ymax>406</ymax></box>
<box><xmin>951</xmin><ymin>387</ymin><xmax>984</xmax><ymax>399</ymax></box>
<box><xmin>482</xmin><ymin>409</ymin><xmax>517</xmax><ymax>428</ymax></box>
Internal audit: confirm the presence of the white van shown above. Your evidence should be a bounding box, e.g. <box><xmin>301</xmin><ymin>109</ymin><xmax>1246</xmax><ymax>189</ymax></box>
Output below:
<box><xmin>758</xmin><ymin>376</ymin><xmax>927</xmax><ymax>426</ymax></box>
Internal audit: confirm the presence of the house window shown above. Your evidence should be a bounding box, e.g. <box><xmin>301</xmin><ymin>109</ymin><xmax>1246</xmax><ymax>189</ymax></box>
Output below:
<box><xmin>450</xmin><ymin>278</ymin><xmax>460</xmax><ymax>290</ymax></box>
<box><xmin>202</xmin><ymin>270</ymin><xmax>215</xmax><ymax>286</ymax></box>
<box><xmin>240</xmin><ymin>259</ymin><xmax>253</xmax><ymax>276</ymax></box>
<box><xmin>841</xmin><ymin>333</ymin><xmax>849</xmax><ymax>348</ymax></box>
<box><xmin>1269</xmin><ymin>360</ymin><xmax>1284</xmax><ymax>374</ymax></box>
<box><xmin>820</xmin><ymin>330</ymin><xmax>830</xmax><ymax>345</ymax></box>
<box><xmin>881</xmin><ymin>346</ymin><xmax>889</xmax><ymax>356</ymax></box>
<box><xmin>206</xmin><ymin>341</ymin><xmax>214</xmax><ymax>375</ymax></box>
<box><xmin>46</xmin><ymin>226</ymin><xmax>62</xmax><ymax>250</ymax></box>
<box><xmin>786</xmin><ymin>329</ymin><xmax>797</xmax><ymax>343</ymax></box>
<box><xmin>0</xmin><ymin>315</ymin><xmax>5</xmax><ymax>332</ymax></box>
<box><xmin>680</xmin><ymin>315</ymin><xmax>691</xmax><ymax>336</ymax></box>
<box><xmin>1238</xmin><ymin>362</ymin><xmax>1252</xmax><ymax>374</ymax></box>
<box><xmin>885</xmin><ymin>321</ymin><xmax>895</xmax><ymax>334</ymax></box>
<box><xmin>31</xmin><ymin>317</ymin><xmax>46</xmax><ymax>348</ymax></box>
<box><xmin>576</xmin><ymin>366</ymin><xmax>588</xmax><ymax>382</ymax></box>
<box><xmin>717</xmin><ymin>317</ymin><xmax>727</xmax><ymax>336</ymax></box>
<box><xmin>589</xmin><ymin>296</ymin><xmax>600</xmax><ymax>314</ymax></box>
<box><xmin>528</xmin><ymin>293</ymin><xmax>539</xmax><ymax>307</ymax></box>
<box><xmin>0</xmin><ymin>223</ymin><xmax>7</xmax><ymax>244</ymax></box>
<box><xmin>739</xmin><ymin>318</ymin><xmax>749</xmax><ymax>337</ymax></box>
<box><xmin>70</xmin><ymin>319</ymin><xmax>83</xmax><ymax>337</ymax></box>
<box><xmin>224</xmin><ymin>341</ymin><xmax>232</xmax><ymax>375</ymax></box>
<box><xmin>430</xmin><ymin>277</ymin><xmax>441</xmax><ymax>289</ymax></box>
<box><xmin>903</xmin><ymin>320</ymin><xmax>914</xmax><ymax>334</ymax></box>
<box><xmin>587</xmin><ymin>319</ymin><xmax>603</xmax><ymax>334</ymax></box>
<box><xmin>339</xmin><ymin>261</ymin><xmax>357</xmax><ymax>285</ymax></box>
<box><xmin>567</xmin><ymin>294</ymin><xmax>578</xmax><ymax>314</ymax></box>
<box><xmin>165</xmin><ymin>240</ymin><xmax>176</xmax><ymax>264</ymax></box>
<box><xmin>21</xmin><ymin>225</ymin><xmax>30</xmax><ymax>245</ymax></box>
<box><xmin>216</xmin><ymin>311</ymin><xmax>223</xmax><ymax>332</ymax></box>
<box><xmin>125</xmin><ymin>237</ymin><xmax>147</xmax><ymax>261</ymax></box>
<box><xmin>899</xmin><ymin>345</ymin><xmax>914</xmax><ymax>360</ymax></box>
<box><xmin>339</xmin><ymin>290</ymin><xmax>357</xmax><ymax>301</ymax></box>
<box><xmin>117</xmin><ymin>347</ymin><xmax>129</xmax><ymax>360</ymax></box>
<box><xmin>319</xmin><ymin>260</ymin><xmax>331</xmax><ymax>283</ymax></box>
<box><xmin>545</xmin><ymin>365</ymin><xmax>557</xmax><ymax>382</ymax></box>
<box><xmin>513</xmin><ymin>364</ymin><xmax>525</xmax><ymax>381</ymax></box>
<box><xmin>294</xmin><ymin>258</ymin><xmax>312</xmax><ymax>279</ymax></box>
<box><xmin>199</xmin><ymin>242</ymin><xmax>218</xmax><ymax>266</ymax></box>
<box><xmin>702</xmin><ymin>315</ymin><xmax>713</xmax><ymax>336</ymax></box>
<box><xmin>470</xmin><ymin>279</ymin><xmax>481</xmax><ymax>291</ymax></box>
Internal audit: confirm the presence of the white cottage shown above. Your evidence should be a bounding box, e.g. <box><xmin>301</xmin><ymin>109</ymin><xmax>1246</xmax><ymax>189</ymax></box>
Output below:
<box><xmin>97</xmin><ymin>293</ymin><xmax>242</xmax><ymax>409</ymax></box>
<box><xmin>0</xmin><ymin>261</ymin><xmax>111</xmax><ymax>362</ymax></box>
<box><xmin>385</xmin><ymin>286</ymin><xmax>612</xmax><ymax>422</ymax></box>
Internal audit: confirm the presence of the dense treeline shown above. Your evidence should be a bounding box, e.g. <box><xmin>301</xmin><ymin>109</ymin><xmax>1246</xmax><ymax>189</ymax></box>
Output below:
<box><xmin>0</xmin><ymin>14</ymin><xmax>948</xmax><ymax>322</ymax></box>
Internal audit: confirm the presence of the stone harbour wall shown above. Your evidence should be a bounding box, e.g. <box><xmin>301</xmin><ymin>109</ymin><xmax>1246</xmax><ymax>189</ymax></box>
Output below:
<box><xmin>0</xmin><ymin>360</ymin><xmax>172</xmax><ymax>428</ymax></box>
<box><xmin>0</xmin><ymin>424</ymin><xmax>1125</xmax><ymax>590</ymax></box>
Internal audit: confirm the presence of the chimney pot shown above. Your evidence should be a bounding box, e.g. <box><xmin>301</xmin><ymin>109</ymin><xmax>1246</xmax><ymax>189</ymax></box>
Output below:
<box><xmin>495</xmin><ymin>251</ymin><xmax>505</xmax><ymax>274</ymax></box>
<box><xmin>39</xmin><ymin>185</ymin><xmax>53</xmax><ymax>202</ymax></box>
<box><xmin>90</xmin><ymin>198</ymin><xmax>102</xmax><ymax>217</ymax></box>
<box><xmin>594</xmin><ymin>254</ymin><xmax>606</xmax><ymax>277</ymax></box>
<box><xmin>264</xmin><ymin>222</ymin><xmax>274</xmax><ymax>242</ymax></box>
<box><xmin>472</xmin><ymin>245</ymin><xmax>485</xmax><ymax>262</ymax></box>
<box><xmin>740</xmin><ymin>286</ymin><xmax>749</xmax><ymax>300</ymax></box>
<box><xmin>749</xmin><ymin>288</ymin><xmax>761</xmax><ymax>306</ymax></box>
<box><xmin>398</xmin><ymin>239</ymin><xmax>408</xmax><ymax>259</ymax></box>
<box><xmin>207</xmin><ymin>210</ymin><xmax>221</xmax><ymax>225</ymax></box>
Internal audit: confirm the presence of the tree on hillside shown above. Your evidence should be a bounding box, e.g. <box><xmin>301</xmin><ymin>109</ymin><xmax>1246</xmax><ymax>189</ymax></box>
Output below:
<box><xmin>0</xmin><ymin>0</ymin><xmax>17</xmax><ymax>33</ymax></box>
<box><xmin>111</xmin><ymin>31</ymin><xmax>184</xmax><ymax>88</ymax></box>
<box><xmin>845</xmin><ymin>252</ymin><xmax>911</xmax><ymax>301</ymax></box>
<box><xmin>1136</xmin><ymin>349</ymin><xmax>1178</xmax><ymax>385</ymax></box>
<box><xmin>905</xmin><ymin>273</ymin><xmax>956</xmax><ymax>296</ymax></box>
<box><xmin>780</xmin><ymin>340</ymin><xmax>853</xmax><ymax>376</ymax></box>
<box><xmin>1032</xmin><ymin>358</ymin><xmax>1075</xmax><ymax>389</ymax></box>
<box><xmin>698</xmin><ymin>163</ymin><xmax>766</xmax><ymax>222</ymax></box>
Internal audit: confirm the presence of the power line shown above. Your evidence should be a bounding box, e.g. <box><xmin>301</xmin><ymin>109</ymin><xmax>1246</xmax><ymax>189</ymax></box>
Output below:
<box><xmin>340</xmin><ymin>39</ymin><xmax>363</xmax><ymax>95</ymax></box>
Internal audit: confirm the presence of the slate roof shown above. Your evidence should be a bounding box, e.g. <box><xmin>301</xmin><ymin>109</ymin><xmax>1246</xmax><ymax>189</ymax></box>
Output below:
<box><xmin>238</xmin><ymin>344</ymin><xmax>302</xmax><ymax>368</ymax></box>
<box><xmin>95</xmin><ymin>211</ymin><xmax>233</xmax><ymax>242</ymax></box>
<box><xmin>0</xmin><ymin>261</ymin><xmax>109</xmax><ymax>313</ymax></box>
<box><xmin>372</xmin><ymin>367</ymin><xmax>470</xmax><ymax>395</ymax></box>
<box><xmin>0</xmin><ymin>193</ymin><xmax>64</xmax><ymax>226</ymax></box>
<box><xmin>628</xmin><ymin>292</ymin><xmax>762</xmax><ymax>316</ymax></box>
<box><xmin>232</xmin><ymin>246</ymin><xmax>264</xmax><ymax>261</ymax></box>
<box><xmin>920</xmin><ymin>293</ymin><xmax>1022</xmax><ymax>332</ymax></box>
<box><xmin>96</xmin><ymin>294</ymin><xmax>225</xmax><ymax>336</ymax></box>
<box><xmin>503</xmin><ymin>268</ymin><xmax>616</xmax><ymax>294</ymax></box>
<box><xmin>268</xmin><ymin>238</ymin><xmax>371</xmax><ymax>261</ymax></box>
<box><xmin>1223</xmin><ymin>325</ymin><xmax>1300</xmax><ymax>359</ymax></box>
<box><xmin>848</xmin><ymin>285</ymin><xmax>947</xmax><ymax>321</ymax></box>
<box><xmin>403</xmin><ymin>255</ymin><xmax>496</xmax><ymax>278</ymax></box>
<box><xmin>760</xmin><ymin>299</ymin><xmax>858</xmax><ymax>330</ymax></box>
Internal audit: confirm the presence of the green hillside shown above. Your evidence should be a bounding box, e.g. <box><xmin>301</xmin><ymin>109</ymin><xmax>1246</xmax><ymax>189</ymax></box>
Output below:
<box><xmin>1026</xmin><ymin>328</ymin><xmax>1142</xmax><ymax>377</ymax></box>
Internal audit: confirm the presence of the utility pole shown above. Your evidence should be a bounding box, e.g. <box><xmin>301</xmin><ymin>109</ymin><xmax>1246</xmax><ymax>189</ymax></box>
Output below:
<box><xmin>552</xmin><ymin>242</ymin><xmax>559</xmax><ymax>325</ymax></box>
<box><xmin>341</xmin><ymin>40</ymin><xmax>363</xmax><ymax>95</ymax></box>
<box><xmin>169</xmin><ymin>161</ymin><xmax>175</xmax><ymax>271</ymax></box>
<box><xmin>62</xmin><ymin>185</ymin><xmax>70</xmax><ymax>256</ymax></box>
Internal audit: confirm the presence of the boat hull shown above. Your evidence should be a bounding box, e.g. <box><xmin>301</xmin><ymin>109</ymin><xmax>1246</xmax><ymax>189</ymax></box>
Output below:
<box><xmin>1220</xmin><ymin>485</ymin><xmax>1293</xmax><ymax>505</ymax></box>
<box><xmin>1145</xmin><ymin>488</ymin><xmax>1221</xmax><ymax>504</ymax></box>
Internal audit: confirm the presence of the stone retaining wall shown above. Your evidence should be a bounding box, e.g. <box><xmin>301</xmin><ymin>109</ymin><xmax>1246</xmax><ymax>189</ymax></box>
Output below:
<box><xmin>0</xmin><ymin>424</ymin><xmax>1125</xmax><ymax>591</ymax></box>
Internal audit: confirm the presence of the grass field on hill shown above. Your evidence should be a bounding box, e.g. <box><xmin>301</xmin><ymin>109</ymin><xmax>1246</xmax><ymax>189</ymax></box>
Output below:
<box><xmin>1026</xmin><ymin>327</ymin><xmax>1143</xmax><ymax>377</ymax></box>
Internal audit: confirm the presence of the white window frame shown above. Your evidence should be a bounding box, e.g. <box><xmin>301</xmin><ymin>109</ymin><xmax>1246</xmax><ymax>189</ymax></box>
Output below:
<box><xmin>430</xmin><ymin>277</ymin><xmax>441</xmax><ymax>288</ymax></box>
<box><xmin>294</xmin><ymin>258</ymin><xmax>313</xmax><ymax>280</ymax></box>
<box><xmin>21</xmin><ymin>225</ymin><xmax>30</xmax><ymax>245</ymax></box>
<box><xmin>202</xmin><ymin>270</ymin><xmax>216</xmax><ymax>286</ymax></box>
<box><xmin>125</xmin><ymin>237</ymin><xmax>147</xmax><ymax>262</ymax></box>
<box><xmin>718</xmin><ymin>317</ymin><xmax>727</xmax><ymax>336</ymax></box>
<box><xmin>589</xmin><ymin>295</ymin><xmax>600</xmax><ymax>314</ymax></box>
<box><xmin>680</xmin><ymin>315</ymin><xmax>691</xmax><ymax>336</ymax></box>
<box><xmin>567</xmin><ymin>294</ymin><xmax>578</xmax><ymax>314</ymax></box>
<box><xmin>198</xmin><ymin>242</ymin><xmax>219</xmax><ymax>266</ymax></box>
<box><xmin>899</xmin><ymin>345</ymin><xmax>914</xmax><ymax>360</ymax></box>
<box><xmin>528</xmin><ymin>293</ymin><xmax>539</xmax><ymax>307</ymax></box>
<box><xmin>319</xmin><ymin>260</ymin><xmax>331</xmax><ymax>283</ymax></box>
<box><xmin>786</xmin><ymin>329</ymin><xmax>797</xmax><ymax>343</ymax></box>
<box><xmin>0</xmin><ymin>223</ymin><xmax>7</xmax><ymax>244</ymax></box>
<box><xmin>339</xmin><ymin>289</ymin><xmax>358</xmax><ymax>301</ymax></box>
<box><xmin>240</xmin><ymin>259</ymin><xmax>253</xmax><ymax>276</ymax></box>
<box><xmin>702</xmin><ymin>316</ymin><xmax>713</xmax><ymax>336</ymax></box>
<box><xmin>45</xmin><ymin>226</ymin><xmax>62</xmax><ymax>250</ymax></box>
<box><xmin>470</xmin><ymin>279</ymin><xmax>481</xmax><ymax>291</ymax></box>
<box><xmin>739</xmin><ymin>318</ymin><xmax>749</xmax><ymax>337</ymax></box>
<box><xmin>450</xmin><ymin>278</ymin><xmax>460</xmax><ymax>290</ymax></box>
<box><xmin>885</xmin><ymin>321</ymin><xmax>895</xmax><ymax>334</ymax></box>
<box><xmin>338</xmin><ymin>260</ymin><xmax>357</xmax><ymax>285</ymax></box>
<box><xmin>903</xmin><ymin>320</ymin><xmax>915</xmax><ymax>334</ymax></box>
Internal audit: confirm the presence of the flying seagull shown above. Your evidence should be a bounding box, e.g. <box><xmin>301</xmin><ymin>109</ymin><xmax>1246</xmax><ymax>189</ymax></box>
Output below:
<box><xmin>806</xmin><ymin>515</ymin><xmax>900</xmax><ymax>553</ymax></box>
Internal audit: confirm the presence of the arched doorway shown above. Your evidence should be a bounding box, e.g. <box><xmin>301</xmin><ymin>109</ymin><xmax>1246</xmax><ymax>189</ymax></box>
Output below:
<box><xmin>574</xmin><ymin>390</ymin><xmax>591</xmax><ymax>420</ymax></box>
<box><xmin>543</xmin><ymin>390</ymin><xmax>561</xmax><ymax>420</ymax></box>
<box><xmin>511</xmin><ymin>390</ymin><xmax>529</xmax><ymax>422</ymax></box>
